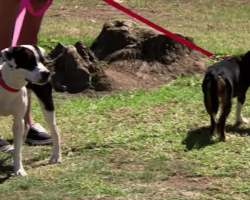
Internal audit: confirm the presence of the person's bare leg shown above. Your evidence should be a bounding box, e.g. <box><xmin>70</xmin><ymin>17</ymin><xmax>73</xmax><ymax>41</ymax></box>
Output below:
<box><xmin>18</xmin><ymin>0</ymin><xmax>52</xmax><ymax>145</ymax></box>
<box><xmin>25</xmin><ymin>92</ymin><xmax>34</xmax><ymax>125</ymax></box>
<box><xmin>17</xmin><ymin>0</ymin><xmax>46</xmax><ymax>46</ymax></box>
<box><xmin>0</xmin><ymin>0</ymin><xmax>20</xmax><ymax>152</ymax></box>
<box><xmin>0</xmin><ymin>0</ymin><xmax>20</xmax><ymax>56</ymax></box>
<box><xmin>0</xmin><ymin>0</ymin><xmax>51</xmax><ymax>149</ymax></box>
<box><xmin>19</xmin><ymin>11</ymin><xmax>44</xmax><ymax>125</ymax></box>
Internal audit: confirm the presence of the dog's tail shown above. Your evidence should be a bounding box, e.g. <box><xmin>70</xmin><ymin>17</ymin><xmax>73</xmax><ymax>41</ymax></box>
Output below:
<box><xmin>203</xmin><ymin>71</ymin><xmax>226</xmax><ymax>116</ymax></box>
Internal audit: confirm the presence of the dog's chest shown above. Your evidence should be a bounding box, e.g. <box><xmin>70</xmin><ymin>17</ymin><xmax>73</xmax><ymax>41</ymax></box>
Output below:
<box><xmin>0</xmin><ymin>108</ymin><xmax>13</xmax><ymax>116</ymax></box>
<box><xmin>0</xmin><ymin>98</ymin><xmax>18</xmax><ymax>116</ymax></box>
<box><xmin>0</xmin><ymin>90</ymin><xmax>27</xmax><ymax>116</ymax></box>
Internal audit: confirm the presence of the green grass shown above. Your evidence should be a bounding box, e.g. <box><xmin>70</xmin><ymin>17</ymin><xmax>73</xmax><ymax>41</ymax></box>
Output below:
<box><xmin>2</xmin><ymin>75</ymin><xmax>250</xmax><ymax>199</ymax></box>
<box><xmin>2</xmin><ymin>0</ymin><xmax>250</xmax><ymax>199</ymax></box>
<box><xmin>38</xmin><ymin>36</ymin><xmax>95</xmax><ymax>52</ymax></box>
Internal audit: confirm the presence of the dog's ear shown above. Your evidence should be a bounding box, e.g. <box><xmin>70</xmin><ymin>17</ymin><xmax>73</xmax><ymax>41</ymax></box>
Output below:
<box><xmin>38</xmin><ymin>47</ymin><xmax>46</xmax><ymax>57</ymax></box>
<box><xmin>1</xmin><ymin>47</ymin><xmax>13</xmax><ymax>62</ymax></box>
<box><xmin>240</xmin><ymin>51</ymin><xmax>250</xmax><ymax>62</ymax></box>
<box><xmin>244</xmin><ymin>51</ymin><xmax>250</xmax><ymax>57</ymax></box>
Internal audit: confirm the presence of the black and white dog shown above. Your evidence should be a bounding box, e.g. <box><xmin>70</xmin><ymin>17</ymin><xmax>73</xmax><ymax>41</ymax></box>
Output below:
<box><xmin>0</xmin><ymin>45</ymin><xmax>61</xmax><ymax>176</ymax></box>
<box><xmin>202</xmin><ymin>51</ymin><xmax>250</xmax><ymax>142</ymax></box>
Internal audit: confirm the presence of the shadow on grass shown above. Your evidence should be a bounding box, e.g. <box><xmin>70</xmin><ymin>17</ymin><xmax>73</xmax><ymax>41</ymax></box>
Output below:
<box><xmin>0</xmin><ymin>175</ymin><xmax>11</xmax><ymax>184</ymax></box>
<box><xmin>226</xmin><ymin>124</ymin><xmax>250</xmax><ymax>136</ymax></box>
<box><xmin>0</xmin><ymin>158</ymin><xmax>12</xmax><ymax>184</ymax></box>
<box><xmin>183</xmin><ymin>124</ymin><xmax>250</xmax><ymax>151</ymax></box>
<box><xmin>182</xmin><ymin>126</ymin><xmax>215</xmax><ymax>151</ymax></box>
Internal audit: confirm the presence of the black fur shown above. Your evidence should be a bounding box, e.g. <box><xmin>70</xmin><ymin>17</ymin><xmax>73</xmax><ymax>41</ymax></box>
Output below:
<box><xmin>4</xmin><ymin>46</ymin><xmax>44</xmax><ymax>71</ymax></box>
<box><xmin>26</xmin><ymin>82</ymin><xmax>54</xmax><ymax>112</ymax></box>
<box><xmin>12</xmin><ymin>47</ymin><xmax>37</xmax><ymax>71</ymax></box>
<box><xmin>202</xmin><ymin>51</ymin><xmax>250</xmax><ymax>141</ymax></box>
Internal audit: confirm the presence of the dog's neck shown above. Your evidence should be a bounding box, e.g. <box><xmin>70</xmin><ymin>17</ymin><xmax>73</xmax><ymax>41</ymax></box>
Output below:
<box><xmin>0</xmin><ymin>63</ymin><xmax>27</xmax><ymax>91</ymax></box>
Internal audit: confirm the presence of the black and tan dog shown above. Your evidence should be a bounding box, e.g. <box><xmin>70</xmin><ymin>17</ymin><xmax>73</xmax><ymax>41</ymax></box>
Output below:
<box><xmin>202</xmin><ymin>51</ymin><xmax>250</xmax><ymax>142</ymax></box>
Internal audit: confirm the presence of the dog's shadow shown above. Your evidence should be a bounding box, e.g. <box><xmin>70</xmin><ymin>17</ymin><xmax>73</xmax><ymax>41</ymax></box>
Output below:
<box><xmin>0</xmin><ymin>157</ymin><xmax>13</xmax><ymax>184</ymax></box>
<box><xmin>183</xmin><ymin>124</ymin><xmax>250</xmax><ymax>151</ymax></box>
<box><xmin>182</xmin><ymin>126</ymin><xmax>215</xmax><ymax>151</ymax></box>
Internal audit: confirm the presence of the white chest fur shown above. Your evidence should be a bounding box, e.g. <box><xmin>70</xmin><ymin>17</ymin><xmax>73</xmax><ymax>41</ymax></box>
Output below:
<box><xmin>0</xmin><ymin>88</ymin><xmax>28</xmax><ymax>117</ymax></box>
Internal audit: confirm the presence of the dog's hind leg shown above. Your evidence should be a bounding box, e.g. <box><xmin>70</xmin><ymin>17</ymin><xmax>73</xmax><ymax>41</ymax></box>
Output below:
<box><xmin>209</xmin><ymin>114</ymin><xmax>217</xmax><ymax>136</ymax></box>
<box><xmin>203</xmin><ymin>81</ymin><xmax>218</xmax><ymax>136</ymax></box>
<box><xmin>23</xmin><ymin>89</ymin><xmax>32</xmax><ymax>143</ymax></box>
<box><xmin>218</xmin><ymin>90</ymin><xmax>232</xmax><ymax>142</ymax></box>
<box><xmin>236</xmin><ymin>87</ymin><xmax>249</xmax><ymax>124</ymax></box>
<box><xmin>28</xmin><ymin>82</ymin><xmax>61</xmax><ymax>163</ymax></box>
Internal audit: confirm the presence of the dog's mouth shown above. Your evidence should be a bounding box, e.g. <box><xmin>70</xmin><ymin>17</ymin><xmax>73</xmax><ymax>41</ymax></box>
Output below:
<box><xmin>37</xmin><ymin>76</ymin><xmax>51</xmax><ymax>85</ymax></box>
<box><xmin>25</xmin><ymin>78</ymin><xmax>50</xmax><ymax>85</ymax></box>
<box><xmin>25</xmin><ymin>71</ymin><xmax>50</xmax><ymax>83</ymax></box>
<box><xmin>37</xmin><ymin>80</ymin><xmax>49</xmax><ymax>85</ymax></box>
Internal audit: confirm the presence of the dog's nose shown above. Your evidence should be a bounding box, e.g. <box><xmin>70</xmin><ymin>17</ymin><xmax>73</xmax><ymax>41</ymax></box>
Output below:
<box><xmin>41</xmin><ymin>71</ymin><xmax>50</xmax><ymax>81</ymax></box>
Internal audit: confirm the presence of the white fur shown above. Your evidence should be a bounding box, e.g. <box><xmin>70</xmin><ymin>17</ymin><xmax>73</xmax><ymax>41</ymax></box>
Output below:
<box><xmin>0</xmin><ymin>62</ymin><xmax>28</xmax><ymax>176</ymax></box>
<box><xmin>0</xmin><ymin>45</ymin><xmax>61</xmax><ymax>176</ymax></box>
<box><xmin>236</xmin><ymin>102</ymin><xmax>249</xmax><ymax>124</ymax></box>
<box><xmin>38</xmin><ymin>99</ymin><xmax>61</xmax><ymax>163</ymax></box>
<box><xmin>1</xmin><ymin>46</ymin><xmax>49</xmax><ymax>85</ymax></box>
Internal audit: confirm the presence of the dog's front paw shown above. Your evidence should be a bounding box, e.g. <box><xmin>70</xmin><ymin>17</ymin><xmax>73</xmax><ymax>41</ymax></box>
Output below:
<box><xmin>219</xmin><ymin>136</ymin><xmax>226</xmax><ymax>142</ymax></box>
<box><xmin>219</xmin><ymin>135</ymin><xmax>231</xmax><ymax>142</ymax></box>
<box><xmin>237</xmin><ymin>117</ymin><xmax>249</xmax><ymax>124</ymax></box>
<box><xmin>14</xmin><ymin>168</ymin><xmax>27</xmax><ymax>177</ymax></box>
<box><xmin>49</xmin><ymin>154</ymin><xmax>61</xmax><ymax>164</ymax></box>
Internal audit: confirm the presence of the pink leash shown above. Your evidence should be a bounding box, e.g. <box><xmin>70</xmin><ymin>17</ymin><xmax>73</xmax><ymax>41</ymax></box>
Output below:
<box><xmin>102</xmin><ymin>0</ymin><xmax>214</xmax><ymax>58</ymax></box>
<box><xmin>12</xmin><ymin>0</ymin><xmax>53</xmax><ymax>47</ymax></box>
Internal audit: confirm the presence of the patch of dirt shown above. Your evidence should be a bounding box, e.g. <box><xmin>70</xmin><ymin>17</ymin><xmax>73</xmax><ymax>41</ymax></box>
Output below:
<box><xmin>108</xmin><ymin>163</ymin><xmax>145</xmax><ymax>172</ymax></box>
<box><xmin>62</xmin><ymin>197</ymin><xmax>124</xmax><ymax>200</ymax></box>
<box><xmin>166</xmin><ymin>175</ymin><xmax>209</xmax><ymax>190</ymax></box>
<box><xmin>76</xmin><ymin>198</ymin><xmax>123</xmax><ymax>200</ymax></box>
<box><xmin>92</xmin><ymin>20</ymin><xmax>207</xmax><ymax>91</ymax></box>
<box><xmin>105</xmin><ymin>68</ymin><xmax>168</xmax><ymax>90</ymax></box>
<box><xmin>48</xmin><ymin>1</ymin><xmax>173</xmax><ymax>22</ymax></box>
<box><xmin>48</xmin><ymin>0</ymin><xmax>247</xmax><ymax>23</ymax></box>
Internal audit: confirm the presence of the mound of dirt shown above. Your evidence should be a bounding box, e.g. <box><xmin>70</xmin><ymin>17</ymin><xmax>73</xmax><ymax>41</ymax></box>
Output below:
<box><xmin>46</xmin><ymin>20</ymin><xmax>207</xmax><ymax>93</ymax></box>
<box><xmin>90</xmin><ymin>20</ymin><xmax>207</xmax><ymax>90</ymax></box>
<box><xmin>45</xmin><ymin>42</ymin><xmax>111</xmax><ymax>93</ymax></box>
